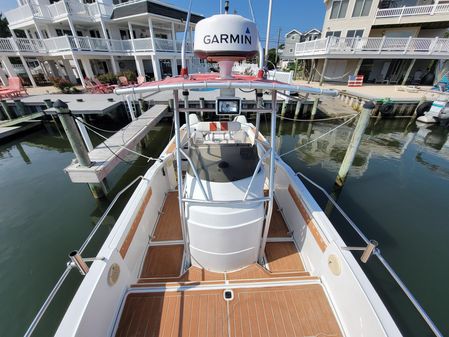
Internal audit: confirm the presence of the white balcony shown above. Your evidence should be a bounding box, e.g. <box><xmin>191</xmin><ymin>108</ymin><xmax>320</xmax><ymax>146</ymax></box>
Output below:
<box><xmin>0</xmin><ymin>36</ymin><xmax>193</xmax><ymax>55</ymax></box>
<box><xmin>5</xmin><ymin>0</ymin><xmax>113</xmax><ymax>26</ymax></box>
<box><xmin>294</xmin><ymin>36</ymin><xmax>449</xmax><ymax>60</ymax></box>
<box><xmin>375</xmin><ymin>3</ymin><xmax>449</xmax><ymax>25</ymax></box>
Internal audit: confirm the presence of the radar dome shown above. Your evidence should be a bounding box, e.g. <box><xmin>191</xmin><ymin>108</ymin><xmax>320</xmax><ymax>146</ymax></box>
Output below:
<box><xmin>194</xmin><ymin>14</ymin><xmax>259</xmax><ymax>61</ymax></box>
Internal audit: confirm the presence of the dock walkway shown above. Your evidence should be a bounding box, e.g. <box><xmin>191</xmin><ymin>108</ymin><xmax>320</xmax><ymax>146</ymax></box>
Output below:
<box><xmin>65</xmin><ymin>104</ymin><xmax>168</xmax><ymax>183</ymax></box>
<box><xmin>0</xmin><ymin>112</ymin><xmax>44</xmax><ymax>141</ymax></box>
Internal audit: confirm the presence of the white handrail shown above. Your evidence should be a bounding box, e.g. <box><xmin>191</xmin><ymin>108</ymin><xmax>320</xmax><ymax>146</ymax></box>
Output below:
<box><xmin>23</xmin><ymin>175</ymin><xmax>149</xmax><ymax>337</ymax></box>
<box><xmin>295</xmin><ymin>36</ymin><xmax>449</xmax><ymax>57</ymax></box>
<box><xmin>376</xmin><ymin>3</ymin><xmax>449</xmax><ymax>18</ymax></box>
<box><xmin>295</xmin><ymin>171</ymin><xmax>443</xmax><ymax>337</ymax></box>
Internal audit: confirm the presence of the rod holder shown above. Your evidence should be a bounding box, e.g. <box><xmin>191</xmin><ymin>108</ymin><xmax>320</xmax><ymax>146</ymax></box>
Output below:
<box><xmin>69</xmin><ymin>250</ymin><xmax>90</xmax><ymax>275</ymax></box>
<box><xmin>342</xmin><ymin>240</ymin><xmax>378</xmax><ymax>263</ymax></box>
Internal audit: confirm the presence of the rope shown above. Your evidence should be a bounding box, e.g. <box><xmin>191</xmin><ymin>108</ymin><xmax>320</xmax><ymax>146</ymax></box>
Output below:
<box><xmin>313</xmin><ymin>66</ymin><xmax>354</xmax><ymax>81</ymax></box>
<box><xmin>279</xmin><ymin>114</ymin><xmax>359</xmax><ymax>158</ymax></box>
<box><xmin>73</xmin><ymin>116</ymin><xmax>161</xmax><ymax>163</ymax></box>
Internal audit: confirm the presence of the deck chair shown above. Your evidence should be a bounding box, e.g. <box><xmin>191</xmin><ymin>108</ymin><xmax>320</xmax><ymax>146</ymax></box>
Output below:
<box><xmin>118</xmin><ymin>76</ymin><xmax>136</xmax><ymax>87</ymax></box>
<box><xmin>92</xmin><ymin>78</ymin><xmax>116</xmax><ymax>93</ymax></box>
<box><xmin>7</xmin><ymin>77</ymin><xmax>27</xmax><ymax>96</ymax></box>
<box><xmin>137</xmin><ymin>75</ymin><xmax>145</xmax><ymax>85</ymax></box>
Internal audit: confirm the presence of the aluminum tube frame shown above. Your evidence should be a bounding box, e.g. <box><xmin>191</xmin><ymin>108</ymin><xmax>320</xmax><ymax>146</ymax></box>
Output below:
<box><xmin>258</xmin><ymin>91</ymin><xmax>277</xmax><ymax>263</ymax></box>
<box><xmin>243</xmin><ymin>148</ymin><xmax>271</xmax><ymax>201</ymax></box>
<box><xmin>179</xmin><ymin>148</ymin><xmax>209</xmax><ymax>200</ymax></box>
<box><xmin>178</xmin><ymin>108</ymin><xmax>273</xmax><ymax>113</ymax></box>
<box><xmin>115</xmin><ymin>82</ymin><xmax>339</xmax><ymax>97</ymax></box>
<box><xmin>296</xmin><ymin>170</ymin><xmax>443</xmax><ymax>337</ymax></box>
<box><xmin>24</xmin><ymin>174</ymin><xmax>150</xmax><ymax>337</ymax></box>
<box><xmin>182</xmin><ymin>197</ymin><xmax>270</xmax><ymax>205</ymax></box>
<box><xmin>181</xmin><ymin>0</ymin><xmax>192</xmax><ymax>70</ymax></box>
<box><xmin>173</xmin><ymin>90</ymin><xmax>191</xmax><ymax>264</ymax></box>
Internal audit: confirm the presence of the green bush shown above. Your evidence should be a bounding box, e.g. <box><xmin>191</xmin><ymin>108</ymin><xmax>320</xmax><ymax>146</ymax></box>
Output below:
<box><xmin>118</xmin><ymin>69</ymin><xmax>136</xmax><ymax>82</ymax></box>
<box><xmin>50</xmin><ymin>76</ymin><xmax>75</xmax><ymax>93</ymax></box>
<box><xmin>97</xmin><ymin>73</ymin><xmax>118</xmax><ymax>85</ymax></box>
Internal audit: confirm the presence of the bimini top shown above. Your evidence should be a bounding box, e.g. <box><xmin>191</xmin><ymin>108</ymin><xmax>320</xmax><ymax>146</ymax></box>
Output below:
<box><xmin>115</xmin><ymin>73</ymin><xmax>339</xmax><ymax>96</ymax></box>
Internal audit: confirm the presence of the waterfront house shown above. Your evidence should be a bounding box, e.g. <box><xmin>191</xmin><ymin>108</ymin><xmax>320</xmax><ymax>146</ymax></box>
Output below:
<box><xmin>294</xmin><ymin>0</ymin><xmax>449</xmax><ymax>85</ymax></box>
<box><xmin>0</xmin><ymin>0</ymin><xmax>207</xmax><ymax>87</ymax></box>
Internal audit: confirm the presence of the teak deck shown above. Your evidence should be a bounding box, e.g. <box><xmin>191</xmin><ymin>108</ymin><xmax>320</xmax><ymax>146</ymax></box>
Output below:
<box><xmin>115</xmin><ymin>285</ymin><xmax>343</xmax><ymax>337</ymax></box>
<box><xmin>152</xmin><ymin>192</ymin><xmax>183</xmax><ymax>241</ymax></box>
<box><xmin>117</xmin><ymin>193</ymin><xmax>343</xmax><ymax>337</ymax></box>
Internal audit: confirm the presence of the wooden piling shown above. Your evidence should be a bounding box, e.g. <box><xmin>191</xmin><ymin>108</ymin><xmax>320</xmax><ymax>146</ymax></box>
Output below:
<box><xmin>335</xmin><ymin>101</ymin><xmax>374</xmax><ymax>187</ymax></box>
<box><xmin>199</xmin><ymin>97</ymin><xmax>205</xmax><ymax>120</ymax></box>
<box><xmin>413</xmin><ymin>96</ymin><xmax>426</xmax><ymax>118</ymax></box>
<box><xmin>311</xmin><ymin>97</ymin><xmax>319</xmax><ymax>120</ymax></box>
<box><xmin>294</xmin><ymin>100</ymin><xmax>301</xmax><ymax>119</ymax></box>
<box><xmin>0</xmin><ymin>100</ymin><xmax>13</xmax><ymax>120</ymax></box>
<box><xmin>53</xmin><ymin>99</ymin><xmax>106</xmax><ymax>199</ymax></box>
<box><xmin>14</xmin><ymin>99</ymin><xmax>28</xmax><ymax>116</ymax></box>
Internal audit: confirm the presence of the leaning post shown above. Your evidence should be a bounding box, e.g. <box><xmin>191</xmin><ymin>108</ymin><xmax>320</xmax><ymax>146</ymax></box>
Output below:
<box><xmin>53</xmin><ymin>99</ymin><xmax>106</xmax><ymax>199</ymax></box>
<box><xmin>335</xmin><ymin>101</ymin><xmax>374</xmax><ymax>187</ymax></box>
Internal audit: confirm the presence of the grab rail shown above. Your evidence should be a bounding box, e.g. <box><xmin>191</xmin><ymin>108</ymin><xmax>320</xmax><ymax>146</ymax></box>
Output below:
<box><xmin>295</xmin><ymin>171</ymin><xmax>443</xmax><ymax>337</ymax></box>
<box><xmin>24</xmin><ymin>175</ymin><xmax>149</xmax><ymax>337</ymax></box>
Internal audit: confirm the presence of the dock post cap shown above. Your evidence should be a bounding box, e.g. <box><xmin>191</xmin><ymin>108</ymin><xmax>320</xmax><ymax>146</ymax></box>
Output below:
<box><xmin>53</xmin><ymin>99</ymin><xmax>68</xmax><ymax>110</ymax></box>
<box><xmin>363</xmin><ymin>101</ymin><xmax>375</xmax><ymax>110</ymax></box>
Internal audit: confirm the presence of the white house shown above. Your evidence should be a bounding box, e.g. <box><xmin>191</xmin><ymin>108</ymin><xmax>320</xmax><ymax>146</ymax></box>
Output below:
<box><xmin>0</xmin><ymin>0</ymin><xmax>208</xmax><ymax>87</ymax></box>
<box><xmin>294</xmin><ymin>0</ymin><xmax>449</xmax><ymax>85</ymax></box>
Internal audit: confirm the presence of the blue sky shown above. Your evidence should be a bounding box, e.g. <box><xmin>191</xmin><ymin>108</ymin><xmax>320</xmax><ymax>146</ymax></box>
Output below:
<box><xmin>1</xmin><ymin>0</ymin><xmax>326</xmax><ymax>44</ymax></box>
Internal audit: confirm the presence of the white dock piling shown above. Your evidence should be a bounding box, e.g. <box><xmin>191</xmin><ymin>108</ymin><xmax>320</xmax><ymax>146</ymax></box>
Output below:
<box><xmin>335</xmin><ymin>101</ymin><xmax>374</xmax><ymax>187</ymax></box>
<box><xmin>53</xmin><ymin>100</ymin><xmax>106</xmax><ymax>199</ymax></box>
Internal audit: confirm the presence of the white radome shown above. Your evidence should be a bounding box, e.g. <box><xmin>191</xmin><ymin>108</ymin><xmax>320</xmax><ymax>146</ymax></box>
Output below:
<box><xmin>194</xmin><ymin>14</ymin><xmax>259</xmax><ymax>61</ymax></box>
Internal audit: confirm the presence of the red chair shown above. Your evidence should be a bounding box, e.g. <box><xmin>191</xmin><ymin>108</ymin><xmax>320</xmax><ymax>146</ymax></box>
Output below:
<box><xmin>92</xmin><ymin>78</ymin><xmax>116</xmax><ymax>93</ymax></box>
<box><xmin>7</xmin><ymin>77</ymin><xmax>28</xmax><ymax>96</ymax></box>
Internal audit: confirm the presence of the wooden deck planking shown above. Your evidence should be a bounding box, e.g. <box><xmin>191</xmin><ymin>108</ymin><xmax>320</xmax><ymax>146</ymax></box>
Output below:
<box><xmin>140</xmin><ymin>245</ymin><xmax>184</xmax><ymax>278</ymax></box>
<box><xmin>65</xmin><ymin>104</ymin><xmax>168</xmax><ymax>183</ymax></box>
<box><xmin>115</xmin><ymin>285</ymin><xmax>342</xmax><ymax>337</ymax></box>
<box><xmin>268</xmin><ymin>200</ymin><xmax>290</xmax><ymax>238</ymax></box>
<box><xmin>152</xmin><ymin>192</ymin><xmax>182</xmax><ymax>241</ymax></box>
<box><xmin>265</xmin><ymin>242</ymin><xmax>305</xmax><ymax>273</ymax></box>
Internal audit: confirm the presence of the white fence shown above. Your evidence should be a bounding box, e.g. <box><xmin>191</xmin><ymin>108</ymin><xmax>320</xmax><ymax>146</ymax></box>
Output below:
<box><xmin>5</xmin><ymin>0</ymin><xmax>113</xmax><ymax>24</ymax></box>
<box><xmin>295</xmin><ymin>36</ymin><xmax>449</xmax><ymax>58</ymax></box>
<box><xmin>0</xmin><ymin>36</ymin><xmax>194</xmax><ymax>55</ymax></box>
<box><xmin>376</xmin><ymin>3</ymin><xmax>449</xmax><ymax>18</ymax></box>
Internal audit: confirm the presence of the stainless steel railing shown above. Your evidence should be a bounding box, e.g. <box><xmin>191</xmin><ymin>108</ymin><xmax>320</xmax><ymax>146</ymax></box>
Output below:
<box><xmin>296</xmin><ymin>171</ymin><xmax>443</xmax><ymax>337</ymax></box>
<box><xmin>24</xmin><ymin>175</ymin><xmax>149</xmax><ymax>337</ymax></box>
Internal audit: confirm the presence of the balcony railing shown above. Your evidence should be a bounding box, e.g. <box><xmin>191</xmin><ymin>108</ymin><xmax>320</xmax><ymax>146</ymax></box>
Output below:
<box><xmin>295</xmin><ymin>36</ymin><xmax>449</xmax><ymax>58</ymax></box>
<box><xmin>376</xmin><ymin>3</ymin><xmax>449</xmax><ymax>19</ymax></box>
<box><xmin>0</xmin><ymin>36</ymin><xmax>193</xmax><ymax>55</ymax></box>
<box><xmin>5</xmin><ymin>0</ymin><xmax>113</xmax><ymax>25</ymax></box>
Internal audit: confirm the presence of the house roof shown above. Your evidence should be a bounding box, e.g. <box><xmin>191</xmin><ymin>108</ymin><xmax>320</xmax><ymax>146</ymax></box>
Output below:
<box><xmin>111</xmin><ymin>0</ymin><xmax>204</xmax><ymax>22</ymax></box>
<box><xmin>284</xmin><ymin>29</ymin><xmax>303</xmax><ymax>37</ymax></box>
<box><xmin>304</xmin><ymin>28</ymin><xmax>321</xmax><ymax>35</ymax></box>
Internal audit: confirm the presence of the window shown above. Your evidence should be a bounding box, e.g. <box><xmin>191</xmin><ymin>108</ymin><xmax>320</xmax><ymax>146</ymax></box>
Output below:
<box><xmin>330</xmin><ymin>0</ymin><xmax>349</xmax><ymax>19</ymax></box>
<box><xmin>325</xmin><ymin>31</ymin><xmax>342</xmax><ymax>38</ymax></box>
<box><xmin>352</xmin><ymin>0</ymin><xmax>373</xmax><ymax>17</ymax></box>
<box><xmin>346</xmin><ymin>30</ymin><xmax>364</xmax><ymax>38</ymax></box>
<box><xmin>289</xmin><ymin>48</ymin><xmax>293</xmax><ymax>53</ymax></box>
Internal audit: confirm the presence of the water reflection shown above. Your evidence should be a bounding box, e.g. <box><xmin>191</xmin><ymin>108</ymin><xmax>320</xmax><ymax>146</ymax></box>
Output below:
<box><xmin>276</xmin><ymin>119</ymin><xmax>449</xmax><ymax>181</ymax></box>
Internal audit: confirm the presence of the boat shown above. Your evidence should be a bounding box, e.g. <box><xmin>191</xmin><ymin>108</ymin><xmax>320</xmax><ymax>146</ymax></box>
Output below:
<box><xmin>417</xmin><ymin>97</ymin><xmax>449</xmax><ymax>125</ymax></box>
<box><xmin>24</xmin><ymin>2</ymin><xmax>443</xmax><ymax>337</ymax></box>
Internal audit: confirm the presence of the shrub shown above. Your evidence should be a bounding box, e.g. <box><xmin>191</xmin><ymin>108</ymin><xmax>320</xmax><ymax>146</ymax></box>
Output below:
<box><xmin>118</xmin><ymin>69</ymin><xmax>136</xmax><ymax>82</ymax></box>
<box><xmin>97</xmin><ymin>73</ymin><xmax>118</xmax><ymax>85</ymax></box>
<box><xmin>50</xmin><ymin>76</ymin><xmax>75</xmax><ymax>93</ymax></box>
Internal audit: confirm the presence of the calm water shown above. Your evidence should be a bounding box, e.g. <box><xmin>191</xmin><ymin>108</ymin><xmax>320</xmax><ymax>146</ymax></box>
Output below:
<box><xmin>1</xmin><ymin>116</ymin><xmax>448</xmax><ymax>336</ymax></box>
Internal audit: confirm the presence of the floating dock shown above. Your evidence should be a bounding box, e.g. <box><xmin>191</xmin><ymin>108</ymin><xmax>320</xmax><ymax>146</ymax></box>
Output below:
<box><xmin>0</xmin><ymin>112</ymin><xmax>44</xmax><ymax>141</ymax></box>
<box><xmin>65</xmin><ymin>104</ymin><xmax>168</xmax><ymax>183</ymax></box>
